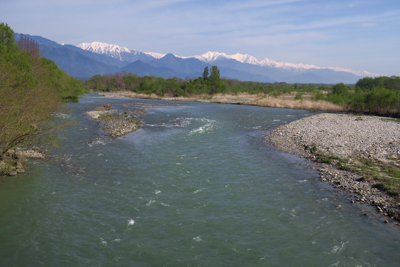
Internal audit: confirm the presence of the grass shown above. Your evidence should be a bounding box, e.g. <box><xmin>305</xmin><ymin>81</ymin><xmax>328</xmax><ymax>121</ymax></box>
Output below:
<box><xmin>252</xmin><ymin>97</ymin><xmax>344</xmax><ymax>112</ymax></box>
<box><xmin>309</xmin><ymin>147</ymin><xmax>400</xmax><ymax>199</ymax></box>
<box><xmin>100</xmin><ymin>91</ymin><xmax>345</xmax><ymax>112</ymax></box>
<box><xmin>381</xmin><ymin>118</ymin><xmax>400</xmax><ymax>123</ymax></box>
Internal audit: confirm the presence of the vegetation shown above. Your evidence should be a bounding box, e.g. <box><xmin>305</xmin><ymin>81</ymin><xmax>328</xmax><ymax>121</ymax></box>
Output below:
<box><xmin>327</xmin><ymin>77</ymin><xmax>400</xmax><ymax>116</ymax></box>
<box><xmin>0</xmin><ymin>22</ymin><xmax>84</xmax><ymax>156</ymax></box>
<box><xmin>83</xmin><ymin>68</ymin><xmax>332</xmax><ymax>97</ymax></box>
<box><xmin>83</xmin><ymin>69</ymin><xmax>400</xmax><ymax>117</ymax></box>
<box><xmin>309</xmin><ymin>145</ymin><xmax>400</xmax><ymax>200</ymax></box>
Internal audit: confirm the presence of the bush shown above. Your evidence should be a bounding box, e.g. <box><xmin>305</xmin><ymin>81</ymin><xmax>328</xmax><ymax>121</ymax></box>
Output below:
<box><xmin>295</xmin><ymin>93</ymin><xmax>303</xmax><ymax>100</ymax></box>
<box><xmin>0</xmin><ymin>22</ymin><xmax>83</xmax><ymax>155</ymax></box>
<box><xmin>313</xmin><ymin>91</ymin><xmax>326</xmax><ymax>101</ymax></box>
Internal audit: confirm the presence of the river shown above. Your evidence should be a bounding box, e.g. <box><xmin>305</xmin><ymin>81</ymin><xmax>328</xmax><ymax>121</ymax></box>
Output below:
<box><xmin>1</xmin><ymin>94</ymin><xmax>399</xmax><ymax>266</ymax></box>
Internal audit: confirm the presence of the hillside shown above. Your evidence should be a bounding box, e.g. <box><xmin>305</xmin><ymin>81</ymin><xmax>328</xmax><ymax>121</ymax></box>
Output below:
<box><xmin>14</xmin><ymin>34</ymin><xmax>374</xmax><ymax>83</ymax></box>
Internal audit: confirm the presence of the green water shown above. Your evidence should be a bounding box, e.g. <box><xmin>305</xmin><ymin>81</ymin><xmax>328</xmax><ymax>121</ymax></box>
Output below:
<box><xmin>1</xmin><ymin>94</ymin><xmax>399</xmax><ymax>266</ymax></box>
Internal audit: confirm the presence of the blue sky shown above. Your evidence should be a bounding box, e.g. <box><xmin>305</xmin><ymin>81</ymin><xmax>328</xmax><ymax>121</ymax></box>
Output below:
<box><xmin>1</xmin><ymin>0</ymin><xmax>399</xmax><ymax>76</ymax></box>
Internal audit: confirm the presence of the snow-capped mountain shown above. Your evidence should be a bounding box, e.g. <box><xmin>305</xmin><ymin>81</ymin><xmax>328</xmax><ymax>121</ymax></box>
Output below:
<box><xmin>15</xmin><ymin>38</ymin><xmax>367</xmax><ymax>82</ymax></box>
<box><xmin>144</xmin><ymin>52</ymin><xmax>166</xmax><ymax>59</ymax></box>
<box><xmin>77</xmin><ymin>42</ymin><xmax>131</xmax><ymax>60</ymax></box>
<box><xmin>77</xmin><ymin>42</ymin><xmax>378</xmax><ymax>78</ymax></box>
<box><xmin>190</xmin><ymin>51</ymin><xmax>260</xmax><ymax>66</ymax></box>
<box><xmin>189</xmin><ymin>51</ymin><xmax>379</xmax><ymax>77</ymax></box>
<box><xmin>77</xmin><ymin>41</ymin><xmax>154</xmax><ymax>63</ymax></box>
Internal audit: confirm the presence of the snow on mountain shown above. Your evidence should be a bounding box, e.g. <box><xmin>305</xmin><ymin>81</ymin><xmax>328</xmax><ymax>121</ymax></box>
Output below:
<box><xmin>144</xmin><ymin>52</ymin><xmax>166</xmax><ymax>59</ymax></box>
<box><xmin>189</xmin><ymin>51</ymin><xmax>379</xmax><ymax>77</ymax></box>
<box><xmin>77</xmin><ymin>41</ymin><xmax>379</xmax><ymax>77</ymax></box>
<box><xmin>77</xmin><ymin>42</ymin><xmax>134</xmax><ymax>60</ymax></box>
<box><xmin>192</xmin><ymin>51</ymin><xmax>260</xmax><ymax>65</ymax></box>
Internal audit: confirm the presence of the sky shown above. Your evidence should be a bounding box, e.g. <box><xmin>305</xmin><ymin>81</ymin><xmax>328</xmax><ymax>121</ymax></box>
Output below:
<box><xmin>1</xmin><ymin>0</ymin><xmax>399</xmax><ymax>76</ymax></box>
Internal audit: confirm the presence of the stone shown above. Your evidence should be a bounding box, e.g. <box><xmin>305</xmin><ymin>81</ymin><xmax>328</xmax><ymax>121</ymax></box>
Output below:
<box><xmin>15</xmin><ymin>151</ymin><xmax>26</xmax><ymax>163</ymax></box>
<box><xmin>16</xmin><ymin>161</ymin><xmax>24</xmax><ymax>169</ymax></box>
<box><xmin>267</xmin><ymin>113</ymin><xmax>400</xmax><ymax>223</ymax></box>
<box><xmin>16</xmin><ymin>161</ymin><xmax>25</xmax><ymax>173</ymax></box>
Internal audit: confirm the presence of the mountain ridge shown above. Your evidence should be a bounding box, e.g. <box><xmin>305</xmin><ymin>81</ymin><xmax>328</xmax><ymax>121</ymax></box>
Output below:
<box><xmin>79</xmin><ymin>41</ymin><xmax>379</xmax><ymax>77</ymax></box>
<box><xmin>14</xmin><ymin>34</ymin><xmax>375</xmax><ymax>83</ymax></box>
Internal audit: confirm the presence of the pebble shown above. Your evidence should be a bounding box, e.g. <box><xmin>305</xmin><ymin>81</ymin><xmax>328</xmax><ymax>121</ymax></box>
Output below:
<box><xmin>267</xmin><ymin>113</ymin><xmax>400</xmax><ymax>223</ymax></box>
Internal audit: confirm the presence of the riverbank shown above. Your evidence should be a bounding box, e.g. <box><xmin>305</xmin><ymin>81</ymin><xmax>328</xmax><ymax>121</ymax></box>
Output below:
<box><xmin>98</xmin><ymin>91</ymin><xmax>344</xmax><ymax>112</ymax></box>
<box><xmin>0</xmin><ymin>149</ymin><xmax>46</xmax><ymax>177</ymax></box>
<box><xmin>268</xmin><ymin>113</ymin><xmax>400</xmax><ymax>224</ymax></box>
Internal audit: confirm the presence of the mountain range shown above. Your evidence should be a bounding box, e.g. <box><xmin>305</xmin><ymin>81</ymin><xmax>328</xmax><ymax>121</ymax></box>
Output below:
<box><xmin>14</xmin><ymin>33</ymin><xmax>379</xmax><ymax>84</ymax></box>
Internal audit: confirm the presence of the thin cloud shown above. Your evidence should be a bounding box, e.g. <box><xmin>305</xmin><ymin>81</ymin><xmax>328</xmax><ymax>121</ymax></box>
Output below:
<box><xmin>356</xmin><ymin>23</ymin><xmax>378</xmax><ymax>27</ymax></box>
<box><xmin>224</xmin><ymin>0</ymin><xmax>302</xmax><ymax>10</ymax></box>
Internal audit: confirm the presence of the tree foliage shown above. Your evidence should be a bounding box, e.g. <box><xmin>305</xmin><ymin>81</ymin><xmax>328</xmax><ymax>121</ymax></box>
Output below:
<box><xmin>345</xmin><ymin>76</ymin><xmax>400</xmax><ymax>116</ymax></box>
<box><xmin>83</xmin><ymin>64</ymin><xmax>400</xmax><ymax>117</ymax></box>
<box><xmin>0</xmin><ymin>22</ymin><xmax>84</xmax><ymax>155</ymax></box>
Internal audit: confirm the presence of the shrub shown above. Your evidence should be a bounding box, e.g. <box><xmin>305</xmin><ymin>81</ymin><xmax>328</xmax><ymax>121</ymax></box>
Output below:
<box><xmin>295</xmin><ymin>93</ymin><xmax>303</xmax><ymax>101</ymax></box>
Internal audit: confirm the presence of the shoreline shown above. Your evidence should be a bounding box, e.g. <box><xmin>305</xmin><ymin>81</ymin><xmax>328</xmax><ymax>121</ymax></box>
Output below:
<box><xmin>97</xmin><ymin>91</ymin><xmax>344</xmax><ymax>112</ymax></box>
<box><xmin>0</xmin><ymin>149</ymin><xmax>46</xmax><ymax>177</ymax></box>
<box><xmin>267</xmin><ymin>113</ymin><xmax>400</xmax><ymax>225</ymax></box>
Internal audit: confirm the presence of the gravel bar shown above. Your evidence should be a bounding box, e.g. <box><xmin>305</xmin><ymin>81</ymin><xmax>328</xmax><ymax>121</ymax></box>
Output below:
<box><xmin>268</xmin><ymin>113</ymin><xmax>400</xmax><ymax>224</ymax></box>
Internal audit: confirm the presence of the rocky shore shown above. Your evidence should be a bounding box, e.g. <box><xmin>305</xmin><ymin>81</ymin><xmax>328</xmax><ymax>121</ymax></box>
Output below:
<box><xmin>0</xmin><ymin>149</ymin><xmax>45</xmax><ymax>177</ymax></box>
<box><xmin>268</xmin><ymin>113</ymin><xmax>400</xmax><ymax>224</ymax></box>
<box><xmin>87</xmin><ymin>101</ymin><xmax>181</xmax><ymax>138</ymax></box>
<box><xmin>87</xmin><ymin>109</ymin><xmax>142</xmax><ymax>138</ymax></box>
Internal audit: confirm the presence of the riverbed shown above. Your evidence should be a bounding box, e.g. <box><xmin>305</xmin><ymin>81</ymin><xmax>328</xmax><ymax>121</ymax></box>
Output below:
<box><xmin>0</xmin><ymin>93</ymin><xmax>399</xmax><ymax>266</ymax></box>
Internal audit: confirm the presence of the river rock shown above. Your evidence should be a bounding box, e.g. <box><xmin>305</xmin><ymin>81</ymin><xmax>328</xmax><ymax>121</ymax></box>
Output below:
<box><xmin>267</xmin><ymin>113</ymin><xmax>400</xmax><ymax>223</ymax></box>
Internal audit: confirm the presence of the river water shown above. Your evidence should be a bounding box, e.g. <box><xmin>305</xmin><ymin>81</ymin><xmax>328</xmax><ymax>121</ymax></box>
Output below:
<box><xmin>1</xmin><ymin>94</ymin><xmax>399</xmax><ymax>266</ymax></box>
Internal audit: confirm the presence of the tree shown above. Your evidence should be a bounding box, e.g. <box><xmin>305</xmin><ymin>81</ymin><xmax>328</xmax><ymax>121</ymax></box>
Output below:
<box><xmin>202</xmin><ymin>66</ymin><xmax>209</xmax><ymax>80</ymax></box>
<box><xmin>327</xmin><ymin>83</ymin><xmax>348</xmax><ymax>105</ymax></box>
<box><xmin>210</xmin><ymin>65</ymin><xmax>220</xmax><ymax>81</ymax></box>
<box><xmin>331</xmin><ymin>83</ymin><xmax>348</xmax><ymax>96</ymax></box>
<box><xmin>0</xmin><ymin>23</ymin><xmax>17</xmax><ymax>55</ymax></box>
<box><xmin>0</xmin><ymin>23</ymin><xmax>83</xmax><ymax>156</ymax></box>
<box><xmin>208</xmin><ymin>66</ymin><xmax>221</xmax><ymax>94</ymax></box>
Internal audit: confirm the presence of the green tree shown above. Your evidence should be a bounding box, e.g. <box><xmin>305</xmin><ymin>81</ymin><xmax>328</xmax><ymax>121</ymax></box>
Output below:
<box><xmin>327</xmin><ymin>83</ymin><xmax>348</xmax><ymax>105</ymax></box>
<box><xmin>208</xmin><ymin>66</ymin><xmax>221</xmax><ymax>94</ymax></box>
<box><xmin>313</xmin><ymin>91</ymin><xmax>326</xmax><ymax>101</ymax></box>
<box><xmin>202</xmin><ymin>66</ymin><xmax>209</xmax><ymax>80</ymax></box>
<box><xmin>210</xmin><ymin>65</ymin><xmax>220</xmax><ymax>81</ymax></box>
<box><xmin>0</xmin><ymin>23</ymin><xmax>83</xmax><ymax>156</ymax></box>
<box><xmin>331</xmin><ymin>83</ymin><xmax>348</xmax><ymax>96</ymax></box>
<box><xmin>295</xmin><ymin>92</ymin><xmax>303</xmax><ymax>101</ymax></box>
<box><xmin>349</xmin><ymin>88</ymin><xmax>365</xmax><ymax>111</ymax></box>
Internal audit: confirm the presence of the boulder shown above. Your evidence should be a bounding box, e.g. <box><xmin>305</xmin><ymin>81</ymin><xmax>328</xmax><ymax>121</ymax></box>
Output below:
<box><xmin>16</xmin><ymin>161</ymin><xmax>25</xmax><ymax>173</ymax></box>
<box><xmin>15</xmin><ymin>151</ymin><xmax>26</xmax><ymax>163</ymax></box>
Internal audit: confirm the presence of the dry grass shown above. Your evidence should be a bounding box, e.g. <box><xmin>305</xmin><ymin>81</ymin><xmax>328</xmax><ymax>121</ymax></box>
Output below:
<box><xmin>99</xmin><ymin>91</ymin><xmax>344</xmax><ymax>112</ymax></box>
<box><xmin>99</xmin><ymin>91</ymin><xmax>160</xmax><ymax>99</ymax></box>
<box><xmin>252</xmin><ymin>97</ymin><xmax>345</xmax><ymax>112</ymax></box>
<box><xmin>161</xmin><ymin>94</ymin><xmax>212</xmax><ymax>101</ymax></box>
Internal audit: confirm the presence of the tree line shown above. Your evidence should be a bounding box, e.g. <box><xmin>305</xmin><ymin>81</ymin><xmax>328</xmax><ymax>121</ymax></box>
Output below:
<box><xmin>83</xmin><ymin>67</ymin><xmax>330</xmax><ymax>97</ymax></box>
<box><xmin>84</xmin><ymin>69</ymin><xmax>400</xmax><ymax>117</ymax></box>
<box><xmin>0</xmin><ymin>22</ymin><xmax>84</xmax><ymax>156</ymax></box>
<box><xmin>325</xmin><ymin>76</ymin><xmax>400</xmax><ymax>116</ymax></box>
